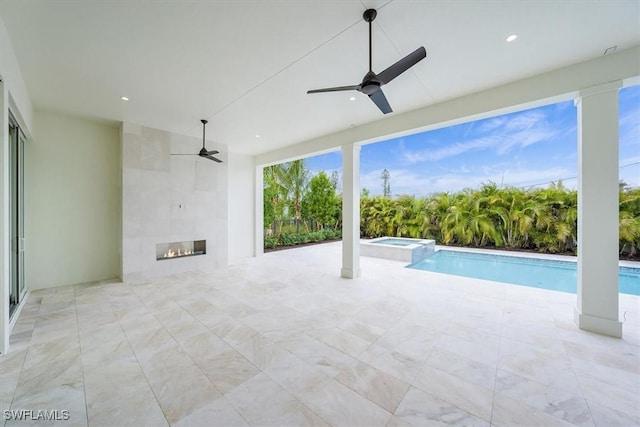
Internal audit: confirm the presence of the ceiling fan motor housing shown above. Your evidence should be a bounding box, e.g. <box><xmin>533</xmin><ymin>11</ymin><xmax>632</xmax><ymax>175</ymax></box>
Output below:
<box><xmin>360</xmin><ymin>71</ymin><xmax>381</xmax><ymax>95</ymax></box>
<box><xmin>363</xmin><ymin>9</ymin><xmax>377</xmax><ymax>22</ymax></box>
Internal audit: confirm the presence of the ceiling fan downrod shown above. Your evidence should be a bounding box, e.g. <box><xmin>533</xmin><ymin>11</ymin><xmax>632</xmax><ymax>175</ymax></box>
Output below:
<box><xmin>201</xmin><ymin>119</ymin><xmax>208</xmax><ymax>150</ymax></box>
<box><xmin>364</xmin><ymin>9</ymin><xmax>377</xmax><ymax>73</ymax></box>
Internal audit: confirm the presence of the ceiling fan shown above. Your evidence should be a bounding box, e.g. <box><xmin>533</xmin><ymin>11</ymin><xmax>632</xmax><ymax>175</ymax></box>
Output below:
<box><xmin>307</xmin><ymin>8</ymin><xmax>426</xmax><ymax>114</ymax></box>
<box><xmin>171</xmin><ymin>119</ymin><xmax>222</xmax><ymax>163</ymax></box>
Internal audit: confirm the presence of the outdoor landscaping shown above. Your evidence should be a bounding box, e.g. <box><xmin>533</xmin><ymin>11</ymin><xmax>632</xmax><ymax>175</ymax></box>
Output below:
<box><xmin>263</xmin><ymin>161</ymin><xmax>342</xmax><ymax>250</ymax></box>
<box><xmin>361</xmin><ymin>182</ymin><xmax>640</xmax><ymax>259</ymax></box>
<box><xmin>264</xmin><ymin>161</ymin><xmax>640</xmax><ymax>259</ymax></box>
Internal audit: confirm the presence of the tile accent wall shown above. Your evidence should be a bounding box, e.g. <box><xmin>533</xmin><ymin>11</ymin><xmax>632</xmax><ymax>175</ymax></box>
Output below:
<box><xmin>121</xmin><ymin>123</ymin><xmax>228</xmax><ymax>281</ymax></box>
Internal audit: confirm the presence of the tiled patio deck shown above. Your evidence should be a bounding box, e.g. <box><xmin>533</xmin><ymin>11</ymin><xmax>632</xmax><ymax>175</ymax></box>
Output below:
<box><xmin>1</xmin><ymin>241</ymin><xmax>638</xmax><ymax>426</ymax></box>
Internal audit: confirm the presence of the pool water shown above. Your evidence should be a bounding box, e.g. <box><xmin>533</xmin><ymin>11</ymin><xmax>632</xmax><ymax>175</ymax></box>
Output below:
<box><xmin>408</xmin><ymin>250</ymin><xmax>640</xmax><ymax>295</ymax></box>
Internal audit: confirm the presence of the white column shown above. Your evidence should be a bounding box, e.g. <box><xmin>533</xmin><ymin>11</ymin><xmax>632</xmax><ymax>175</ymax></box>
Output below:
<box><xmin>574</xmin><ymin>81</ymin><xmax>622</xmax><ymax>338</ymax></box>
<box><xmin>341</xmin><ymin>144</ymin><xmax>360</xmax><ymax>279</ymax></box>
<box><xmin>255</xmin><ymin>165</ymin><xmax>264</xmax><ymax>257</ymax></box>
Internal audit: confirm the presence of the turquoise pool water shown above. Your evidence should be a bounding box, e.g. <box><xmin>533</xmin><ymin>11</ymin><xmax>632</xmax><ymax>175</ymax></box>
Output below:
<box><xmin>408</xmin><ymin>250</ymin><xmax>640</xmax><ymax>295</ymax></box>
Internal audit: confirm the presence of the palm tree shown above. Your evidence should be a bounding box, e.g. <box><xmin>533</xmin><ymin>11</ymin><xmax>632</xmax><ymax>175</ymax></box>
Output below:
<box><xmin>406</xmin><ymin>198</ymin><xmax>434</xmax><ymax>239</ymax></box>
<box><xmin>393</xmin><ymin>196</ymin><xmax>416</xmax><ymax>237</ymax></box>
<box><xmin>264</xmin><ymin>164</ymin><xmax>288</xmax><ymax>241</ymax></box>
<box><xmin>428</xmin><ymin>192</ymin><xmax>456</xmax><ymax>243</ymax></box>
<box><xmin>620</xmin><ymin>187</ymin><xmax>640</xmax><ymax>256</ymax></box>
<box><xmin>473</xmin><ymin>183</ymin><xmax>504</xmax><ymax>247</ymax></box>
<box><xmin>486</xmin><ymin>186</ymin><xmax>534</xmax><ymax>248</ymax></box>
<box><xmin>530</xmin><ymin>186</ymin><xmax>576</xmax><ymax>253</ymax></box>
<box><xmin>361</xmin><ymin>196</ymin><xmax>395</xmax><ymax>237</ymax></box>
<box><xmin>281</xmin><ymin>160</ymin><xmax>308</xmax><ymax>233</ymax></box>
<box><xmin>441</xmin><ymin>204</ymin><xmax>474</xmax><ymax>245</ymax></box>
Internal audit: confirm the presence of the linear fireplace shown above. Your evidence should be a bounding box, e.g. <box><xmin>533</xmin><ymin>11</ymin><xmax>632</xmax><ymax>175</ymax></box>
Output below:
<box><xmin>156</xmin><ymin>240</ymin><xmax>206</xmax><ymax>261</ymax></box>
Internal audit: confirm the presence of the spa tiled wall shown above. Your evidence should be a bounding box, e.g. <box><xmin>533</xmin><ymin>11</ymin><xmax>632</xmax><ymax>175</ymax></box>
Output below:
<box><xmin>121</xmin><ymin>123</ymin><xmax>228</xmax><ymax>281</ymax></box>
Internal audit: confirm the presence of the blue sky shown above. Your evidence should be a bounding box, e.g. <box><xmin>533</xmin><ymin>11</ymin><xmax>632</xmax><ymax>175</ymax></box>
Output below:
<box><xmin>306</xmin><ymin>85</ymin><xmax>639</xmax><ymax>197</ymax></box>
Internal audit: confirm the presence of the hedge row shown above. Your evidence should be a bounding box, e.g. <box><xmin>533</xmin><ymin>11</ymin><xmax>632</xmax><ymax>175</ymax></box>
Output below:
<box><xmin>264</xmin><ymin>229</ymin><xmax>341</xmax><ymax>249</ymax></box>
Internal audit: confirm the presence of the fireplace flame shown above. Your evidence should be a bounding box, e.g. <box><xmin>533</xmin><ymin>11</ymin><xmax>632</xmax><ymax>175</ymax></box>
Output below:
<box><xmin>163</xmin><ymin>248</ymin><xmax>193</xmax><ymax>258</ymax></box>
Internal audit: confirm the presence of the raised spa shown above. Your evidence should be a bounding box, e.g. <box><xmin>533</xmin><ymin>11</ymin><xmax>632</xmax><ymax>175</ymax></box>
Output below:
<box><xmin>360</xmin><ymin>237</ymin><xmax>435</xmax><ymax>263</ymax></box>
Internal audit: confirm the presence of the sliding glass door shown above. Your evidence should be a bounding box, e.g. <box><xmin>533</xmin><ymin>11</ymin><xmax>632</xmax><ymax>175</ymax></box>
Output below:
<box><xmin>8</xmin><ymin>112</ymin><xmax>25</xmax><ymax>318</ymax></box>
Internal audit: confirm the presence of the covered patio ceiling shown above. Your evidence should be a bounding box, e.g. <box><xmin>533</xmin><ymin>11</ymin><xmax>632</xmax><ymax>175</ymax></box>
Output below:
<box><xmin>2</xmin><ymin>1</ymin><xmax>639</xmax><ymax>154</ymax></box>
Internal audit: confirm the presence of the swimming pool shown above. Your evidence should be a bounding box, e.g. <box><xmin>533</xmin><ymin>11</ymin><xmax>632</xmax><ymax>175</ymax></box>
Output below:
<box><xmin>408</xmin><ymin>250</ymin><xmax>640</xmax><ymax>295</ymax></box>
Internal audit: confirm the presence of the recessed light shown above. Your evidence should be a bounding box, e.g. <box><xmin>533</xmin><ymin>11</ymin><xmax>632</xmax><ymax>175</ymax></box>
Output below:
<box><xmin>506</xmin><ymin>34</ymin><xmax>517</xmax><ymax>42</ymax></box>
<box><xmin>349</xmin><ymin>96</ymin><xmax>356</xmax><ymax>101</ymax></box>
<box><xmin>255</xmin><ymin>134</ymin><xmax>261</xmax><ymax>138</ymax></box>
<box><xmin>120</xmin><ymin>96</ymin><xmax>129</xmax><ymax>101</ymax></box>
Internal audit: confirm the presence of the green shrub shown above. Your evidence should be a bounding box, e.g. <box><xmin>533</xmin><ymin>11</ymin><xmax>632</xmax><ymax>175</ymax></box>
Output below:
<box><xmin>265</xmin><ymin>228</ymin><xmax>341</xmax><ymax>249</ymax></box>
<box><xmin>264</xmin><ymin>236</ymin><xmax>278</xmax><ymax>249</ymax></box>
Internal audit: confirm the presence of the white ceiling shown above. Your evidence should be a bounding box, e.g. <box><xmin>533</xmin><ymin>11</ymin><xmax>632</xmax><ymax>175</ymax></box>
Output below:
<box><xmin>2</xmin><ymin>0</ymin><xmax>639</xmax><ymax>155</ymax></box>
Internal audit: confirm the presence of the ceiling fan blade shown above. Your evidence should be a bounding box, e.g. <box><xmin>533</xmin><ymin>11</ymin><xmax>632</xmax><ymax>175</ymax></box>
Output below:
<box><xmin>376</xmin><ymin>46</ymin><xmax>426</xmax><ymax>85</ymax></box>
<box><xmin>200</xmin><ymin>154</ymin><xmax>223</xmax><ymax>163</ymax></box>
<box><xmin>368</xmin><ymin>89</ymin><xmax>392</xmax><ymax>114</ymax></box>
<box><xmin>170</xmin><ymin>120</ymin><xmax>223</xmax><ymax>163</ymax></box>
<box><xmin>307</xmin><ymin>85</ymin><xmax>360</xmax><ymax>94</ymax></box>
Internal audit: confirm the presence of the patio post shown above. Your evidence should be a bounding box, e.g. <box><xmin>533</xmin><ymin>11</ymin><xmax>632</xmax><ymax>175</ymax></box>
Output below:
<box><xmin>574</xmin><ymin>81</ymin><xmax>622</xmax><ymax>338</ymax></box>
<box><xmin>341</xmin><ymin>143</ymin><xmax>360</xmax><ymax>279</ymax></box>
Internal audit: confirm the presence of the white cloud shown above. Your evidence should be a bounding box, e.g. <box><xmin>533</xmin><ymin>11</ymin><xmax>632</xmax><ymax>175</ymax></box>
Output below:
<box><xmin>360</xmin><ymin>168</ymin><xmax>431</xmax><ymax>196</ymax></box>
<box><xmin>620</xmin><ymin>164</ymin><xmax>640</xmax><ymax>188</ymax></box>
<box><xmin>495</xmin><ymin>126</ymin><xmax>558</xmax><ymax>154</ymax></box>
<box><xmin>360</xmin><ymin>165</ymin><xmax>574</xmax><ymax>196</ymax></box>
<box><xmin>423</xmin><ymin>166</ymin><xmax>573</xmax><ymax>194</ymax></box>
<box><xmin>553</xmin><ymin>101</ymin><xmax>574</xmax><ymax>114</ymax></box>
<box><xmin>501</xmin><ymin>167</ymin><xmax>573</xmax><ymax>187</ymax></box>
<box><xmin>308</xmin><ymin>167</ymin><xmax>340</xmax><ymax>178</ymax></box>
<box><xmin>621</xmin><ymin>155</ymin><xmax>640</xmax><ymax>165</ymax></box>
<box><xmin>401</xmin><ymin>108</ymin><xmax>562</xmax><ymax>164</ymax></box>
<box><xmin>477</xmin><ymin>116</ymin><xmax>508</xmax><ymax>133</ymax></box>
<box><xmin>619</xmin><ymin>109</ymin><xmax>640</xmax><ymax>149</ymax></box>
<box><xmin>619</xmin><ymin>155</ymin><xmax>640</xmax><ymax>188</ymax></box>
<box><xmin>403</xmin><ymin>136</ymin><xmax>498</xmax><ymax>163</ymax></box>
<box><xmin>503</xmin><ymin>110</ymin><xmax>547</xmax><ymax>131</ymax></box>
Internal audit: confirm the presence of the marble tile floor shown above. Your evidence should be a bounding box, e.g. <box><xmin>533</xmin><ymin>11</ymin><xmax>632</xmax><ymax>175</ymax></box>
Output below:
<box><xmin>1</xmin><ymin>241</ymin><xmax>639</xmax><ymax>426</ymax></box>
